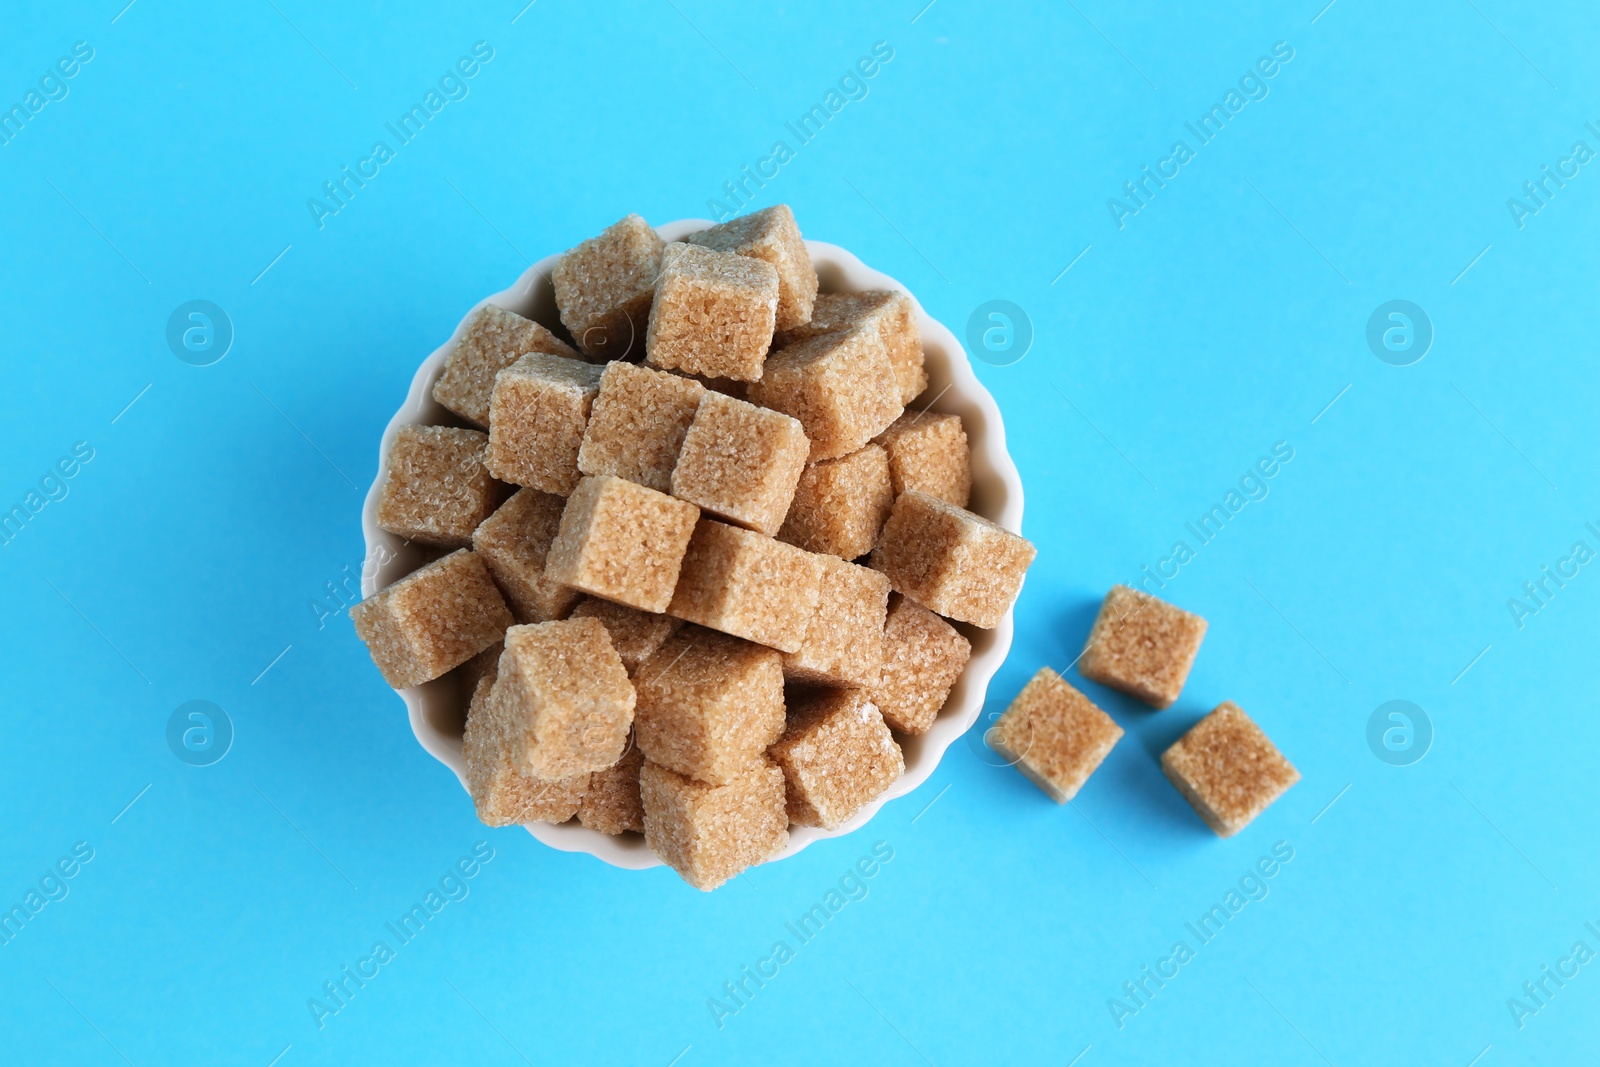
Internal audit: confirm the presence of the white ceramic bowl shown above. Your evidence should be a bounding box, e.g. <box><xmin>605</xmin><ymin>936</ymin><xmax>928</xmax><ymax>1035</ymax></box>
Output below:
<box><xmin>361</xmin><ymin>219</ymin><xmax>1025</xmax><ymax>871</ymax></box>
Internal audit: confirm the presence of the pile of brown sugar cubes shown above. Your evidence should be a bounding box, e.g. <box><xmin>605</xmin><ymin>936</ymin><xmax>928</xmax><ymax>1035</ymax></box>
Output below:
<box><xmin>989</xmin><ymin>584</ymin><xmax>1299</xmax><ymax>836</ymax></box>
<box><xmin>353</xmin><ymin>206</ymin><xmax>1036</xmax><ymax>889</ymax></box>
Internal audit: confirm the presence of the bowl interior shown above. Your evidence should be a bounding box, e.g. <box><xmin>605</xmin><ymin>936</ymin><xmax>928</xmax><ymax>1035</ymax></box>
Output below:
<box><xmin>360</xmin><ymin>219</ymin><xmax>1025</xmax><ymax>871</ymax></box>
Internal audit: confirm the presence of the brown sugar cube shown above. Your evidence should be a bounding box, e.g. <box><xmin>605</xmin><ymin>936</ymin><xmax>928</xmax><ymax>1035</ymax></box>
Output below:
<box><xmin>1077</xmin><ymin>585</ymin><xmax>1208</xmax><ymax>709</ymax></box>
<box><xmin>685</xmin><ymin>205</ymin><xmax>817</xmax><ymax>331</ymax></box>
<box><xmin>486</xmin><ymin>352</ymin><xmax>605</xmax><ymax>495</ymax></box>
<box><xmin>747</xmin><ymin>327</ymin><xmax>903</xmax><ymax>461</ymax></box>
<box><xmin>784</xmin><ymin>557</ymin><xmax>890</xmax><ymax>687</ymax></box>
<box><xmin>634</xmin><ymin>628</ymin><xmax>785</xmax><ymax>785</ymax></box>
<box><xmin>462</xmin><ymin>667</ymin><xmax>587</xmax><ymax>827</ymax></box>
<box><xmin>666</xmin><ymin>519</ymin><xmax>823</xmax><ymax>653</ymax></box>
<box><xmin>777</xmin><ymin>444</ymin><xmax>894</xmax><ymax>559</ymax></box>
<box><xmin>645</xmin><ymin>242</ymin><xmax>779</xmax><ymax>382</ymax></box>
<box><xmin>870</xmin><ymin>491</ymin><xmax>1036</xmax><ymax>629</ymax></box>
<box><xmin>552</xmin><ymin>213</ymin><xmax>664</xmax><ymax>361</ymax></box>
<box><xmin>544</xmin><ymin>475</ymin><xmax>700</xmax><ymax>613</ymax></box>
<box><xmin>376</xmin><ymin>426</ymin><xmax>508</xmax><ymax>549</ymax></box>
<box><xmin>352</xmin><ymin>549</ymin><xmax>513</xmax><ymax>689</ymax></box>
<box><xmin>639</xmin><ymin>758</ymin><xmax>788</xmax><ymax>890</ymax></box>
<box><xmin>432</xmin><ymin>304</ymin><xmax>581</xmax><ymax>427</ymax></box>
<box><xmin>875</xmin><ymin>410</ymin><xmax>971</xmax><ymax>507</ymax></box>
<box><xmin>869</xmin><ymin>595</ymin><xmax>972</xmax><ymax>735</ymax></box>
<box><xmin>577</xmin><ymin>362</ymin><xmax>705</xmax><ymax>492</ymax></box>
<box><xmin>774</xmin><ymin>291</ymin><xmax>926</xmax><ymax>404</ymax></box>
<box><xmin>989</xmin><ymin>668</ymin><xmax>1122</xmax><ymax>803</ymax></box>
<box><xmin>568</xmin><ymin>597</ymin><xmax>681</xmax><ymax>675</ymax></box>
<box><xmin>1162</xmin><ymin>701</ymin><xmax>1299</xmax><ymax>837</ymax></box>
<box><xmin>578</xmin><ymin>739</ymin><xmax>646</xmax><ymax>835</ymax></box>
<box><xmin>669</xmin><ymin>392</ymin><xmax>810</xmax><ymax>536</ymax></box>
<box><xmin>471</xmin><ymin>488</ymin><xmax>581</xmax><ymax>623</ymax></box>
<box><xmin>641</xmin><ymin>359</ymin><xmax>748</xmax><ymax>401</ymax></box>
<box><xmin>769</xmin><ymin>689</ymin><xmax>905</xmax><ymax>830</ymax></box>
<box><xmin>488</xmin><ymin>618</ymin><xmax>636</xmax><ymax>780</ymax></box>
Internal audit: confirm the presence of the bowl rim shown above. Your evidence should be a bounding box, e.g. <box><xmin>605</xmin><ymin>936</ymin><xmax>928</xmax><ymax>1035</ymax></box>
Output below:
<box><xmin>360</xmin><ymin>218</ymin><xmax>1026</xmax><ymax>871</ymax></box>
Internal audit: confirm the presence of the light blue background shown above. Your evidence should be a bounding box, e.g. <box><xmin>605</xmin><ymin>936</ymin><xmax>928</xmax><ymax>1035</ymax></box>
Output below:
<box><xmin>2</xmin><ymin>2</ymin><xmax>1597</xmax><ymax>1064</ymax></box>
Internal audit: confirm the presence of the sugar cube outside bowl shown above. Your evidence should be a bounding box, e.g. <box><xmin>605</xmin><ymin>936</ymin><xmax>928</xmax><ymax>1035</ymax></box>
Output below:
<box><xmin>360</xmin><ymin>219</ymin><xmax>1026</xmax><ymax>872</ymax></box>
